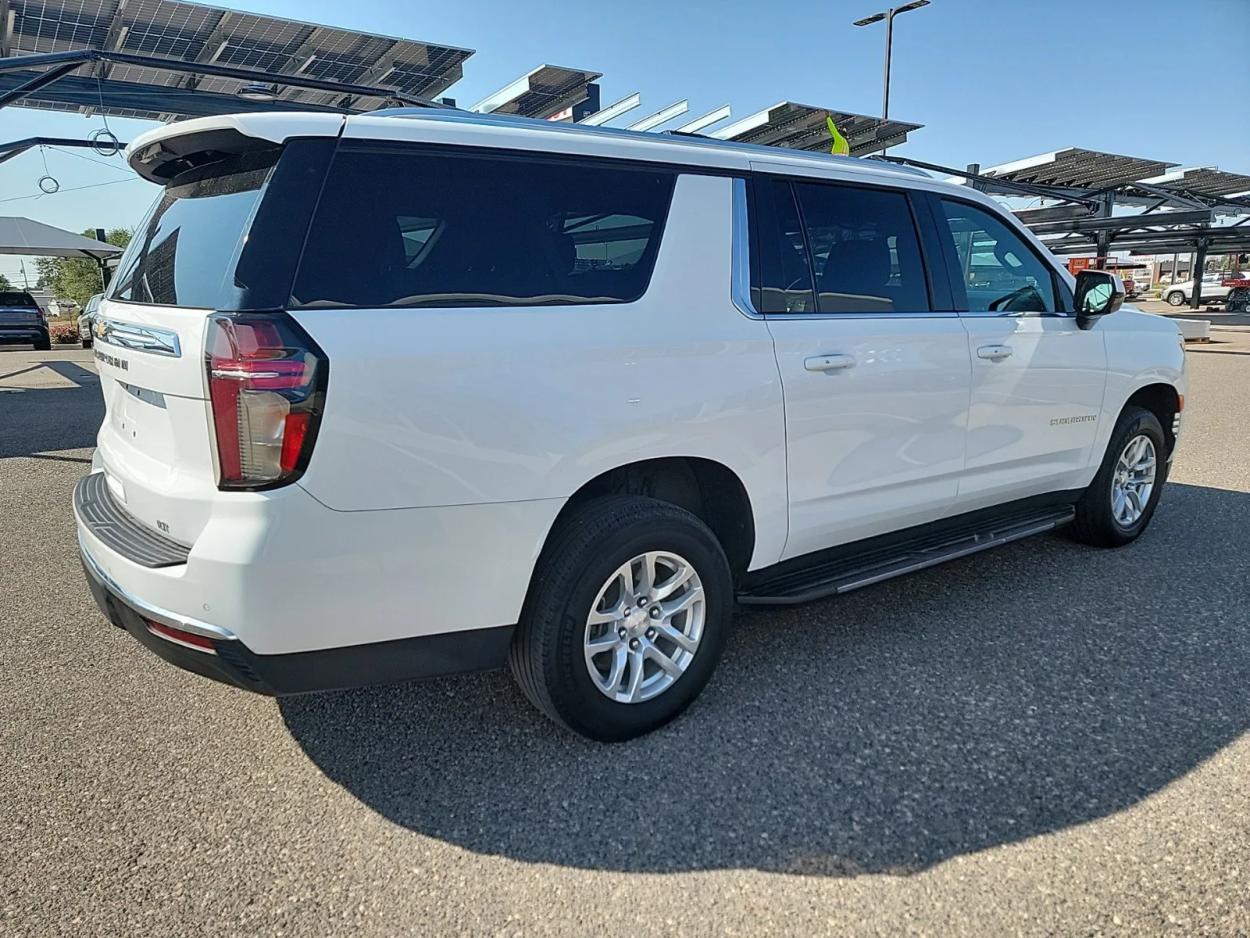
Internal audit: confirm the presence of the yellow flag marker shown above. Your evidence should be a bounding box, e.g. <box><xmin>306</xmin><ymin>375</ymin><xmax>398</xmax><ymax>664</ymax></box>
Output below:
<box><xmin>827</xmin><ymin>116</ymin><xmax>850</xmax><ymax>156</ymax></box>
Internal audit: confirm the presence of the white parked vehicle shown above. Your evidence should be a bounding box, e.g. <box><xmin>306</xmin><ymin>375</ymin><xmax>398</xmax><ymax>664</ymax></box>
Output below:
<box><xmin>78</xmin><ymin>292</ymin><xmax>102</xmax><ymax>348</ymax></box>
<box><xmin>75</xmin><ymin>110</ymin><xmax>1187</xmax><ymax>740</ymax></box>
<box><xmin>1164</xmin><ymin>274</ymin><xmax>1237</xmax><ymax>306</ymax></box>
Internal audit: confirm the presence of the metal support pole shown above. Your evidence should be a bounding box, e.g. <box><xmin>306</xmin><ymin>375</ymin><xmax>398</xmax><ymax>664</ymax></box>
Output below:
<box><xmin>1190</xmin><ymin>242</ymin><xmax>1208</xmax><ymax>310</ymax></box>
<box><xmin>882</xmin><ymin>9</ymin><xmax>895</xmax><ymax>119</ymax></box>
<box><xmin>1093</xmin><ymin>193</ymin><xmax>1114</xmax><ymax>270</ymax></box>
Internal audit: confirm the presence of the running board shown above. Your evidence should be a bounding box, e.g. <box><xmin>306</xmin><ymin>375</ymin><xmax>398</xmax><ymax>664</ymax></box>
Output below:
<box><xmin>738</xmin><ymin>507</ymin><xmax>1075</xmax><ymax>606</ymax></box>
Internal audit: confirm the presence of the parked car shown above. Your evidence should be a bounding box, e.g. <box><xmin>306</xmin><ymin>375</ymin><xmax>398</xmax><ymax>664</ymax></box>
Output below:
<box><xmin>74</xmin><ymin>111</ymin><xmax>1187</xmax><ymax>741</ymax></box>
<box><xmin>78</xmin><ymin>293</ymin><xmax>102</xmax><ymax>349</ymax></box>
<box><xmin>1164</xmin><ymin>274</ymin><xmax>1238</xmax><ymax>306</ymax></box>
<box><xmin>0</xmin><ymin>289</ymin><xmax>51</xmax><ymax>350</ymax></box>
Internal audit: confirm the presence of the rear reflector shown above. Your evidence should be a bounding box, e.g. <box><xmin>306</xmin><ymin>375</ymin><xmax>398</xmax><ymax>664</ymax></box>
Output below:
<box><xmin>146</xmin><ymin>619</ymin><xmax>218</xmax><ymax>654</ymax></box>
<box><xmin>205</xmin><ymin>312</ymin><xmax>327</xmax><ymax>490</ymax></box>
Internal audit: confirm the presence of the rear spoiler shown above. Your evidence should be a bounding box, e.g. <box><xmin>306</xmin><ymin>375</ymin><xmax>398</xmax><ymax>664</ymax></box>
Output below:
<box><xmin>126</xmin><ymin>114</ymin><xmax>345</xmax><ymax>183</ymax></box>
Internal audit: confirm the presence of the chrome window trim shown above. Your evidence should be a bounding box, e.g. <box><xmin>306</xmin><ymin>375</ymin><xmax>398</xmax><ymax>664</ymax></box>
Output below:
<box><xmin>764</xmin><ymin>310</ymin><xmax>960</xmax><ymax>321</ymax></box>
<box><xmin>957</xmin><ymin>309</ymin><xmax>1075</xmax><ymax>319</ymax></box>
<box><xmin>94</xmin><ymin>317</ymin><xmax>182</xmax><ymax>357</ymax></box>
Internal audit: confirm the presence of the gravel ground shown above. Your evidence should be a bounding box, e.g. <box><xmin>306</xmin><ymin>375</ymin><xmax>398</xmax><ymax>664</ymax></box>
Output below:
<box><xmin>2</xmin><ymin>334</ymin><xmax>1248</xmax><ymax>937</ymax></box>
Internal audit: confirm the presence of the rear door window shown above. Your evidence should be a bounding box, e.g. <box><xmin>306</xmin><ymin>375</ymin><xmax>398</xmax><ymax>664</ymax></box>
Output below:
<box><xmin>792</xmin><ymin>182</ymin><xmax>931</xmax><ymax>314</ymax></box>
<box><xmin>290</xmin><ymin>146</ymin><xmax>676</xmax><ymax>309</ymax></box>
<box><xmin>750</xmin><ymin>177</ymin><xmax>817</xmax><ymax>314</ymax></box>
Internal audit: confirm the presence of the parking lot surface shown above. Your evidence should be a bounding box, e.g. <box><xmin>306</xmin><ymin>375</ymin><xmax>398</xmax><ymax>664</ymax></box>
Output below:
<box><xmin>3</xmin><ymin>335</ymin><xmax>1249</xmax><ymax>937</ymax></box>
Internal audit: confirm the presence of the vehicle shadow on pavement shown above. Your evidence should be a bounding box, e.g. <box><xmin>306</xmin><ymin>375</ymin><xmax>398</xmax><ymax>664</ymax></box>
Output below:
<box><xmin>0</xmin><ymin>358</ymin><xmax>101</xmax><ymax>460</ymax></box>
<box><xmin>281</xmin><ymin>481</ymin><xmax>1250</xmax><ymax>876</ymax></box>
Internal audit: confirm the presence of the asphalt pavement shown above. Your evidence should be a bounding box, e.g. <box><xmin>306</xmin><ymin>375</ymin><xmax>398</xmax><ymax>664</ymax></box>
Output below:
<box><xmin>2</xmin><ymin>333</ymin><xmax>1248</xmax><ymax>937</ymax></box>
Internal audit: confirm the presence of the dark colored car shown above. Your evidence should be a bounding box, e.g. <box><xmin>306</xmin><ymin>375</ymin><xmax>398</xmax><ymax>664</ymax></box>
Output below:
<box><xmin>0</xmin><ymin>291</ymin><xmax>51</xmax><ymax>350</ymax></box>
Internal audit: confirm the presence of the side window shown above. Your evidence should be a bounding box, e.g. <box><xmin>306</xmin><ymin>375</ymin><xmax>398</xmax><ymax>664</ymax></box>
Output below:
<box><xmin>750</xmin><ymin>177</ymin><xmax>817</xmax><ymax>314</ymax></box>
<box><xmin>793</xmin><ymin>182</ymin><xmax>931</xmax><ymax>314</ymax></box>
<box><xmin>938</xmin><ymin>199</ymin><xmax>1057</xmax><ymax>313</ymax></box>
<box><xmin>291</xmin><ymin>148</ymin><xmax>676</xmax><ymax>309</ymax></box>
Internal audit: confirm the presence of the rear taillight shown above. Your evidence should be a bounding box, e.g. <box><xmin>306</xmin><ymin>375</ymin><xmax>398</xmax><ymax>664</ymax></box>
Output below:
<box><xmin>205</xmin><ymin>312</ymin><xmax>327</xmax><ymax>490</ymax></box>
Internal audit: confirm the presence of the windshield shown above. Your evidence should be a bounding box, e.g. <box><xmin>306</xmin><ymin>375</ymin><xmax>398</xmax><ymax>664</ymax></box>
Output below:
<box><xmin>0</xmin><ymin>291</ymin><xmax>37</xmax><ymax>308</ymax></box>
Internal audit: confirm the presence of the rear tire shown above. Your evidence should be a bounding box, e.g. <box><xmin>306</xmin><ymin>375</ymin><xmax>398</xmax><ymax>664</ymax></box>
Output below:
<box><xmin>33</xmin><ymin>333</ymin><xmax>51</xmax><ymax>351</ymax></box>
<box><xmin>509</xmin><ymin>495</ymin><xmax>733</xmax><ymax>741</ymax></box>
<box><xmin>1068</xmin><ymin>406</ymin><xmax>1167</xmax><ymax>548</ymax></box>
<box><xmin>1166</xmin><ymin>291</ymin><xmax>1185</xmax><ymax>307</ymax></box>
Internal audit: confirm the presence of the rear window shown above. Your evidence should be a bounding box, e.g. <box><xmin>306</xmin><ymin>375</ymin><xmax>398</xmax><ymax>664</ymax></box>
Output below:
<box><xmin>0</xmin><ymin>291</ymin><xmax>37</xmax><ymax>308</ymax></box>
<box><xmin>290</xmin><ymin>146</ymin><xmax>676</xmax><ymax>309</ymax></box>
<box><xmin>109</xmin><ymin>151</ymin><xmax>277</xmax><ymax>309</ymax></box>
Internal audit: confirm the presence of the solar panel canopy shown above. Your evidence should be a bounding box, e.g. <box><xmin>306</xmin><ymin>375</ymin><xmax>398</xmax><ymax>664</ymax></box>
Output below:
<box><xmin>2</xmin><ymin>0</ymin><xmax>474</xmax><ymax>119</ymax></box>
<box><xmin>1138</xmin><ymin>167</ymin><xmax>1250</xmax><ymax>200</ymax></box>
<box><xmin>471</xmin><ymin>64</ymin><xmax>601</xmax><ymax>120</ymax></box>
<box><xmin>981</xmin><ymin>147</ymin><xmax>1177</xmax><ymax>190</ymax></box>
<box><xmin>712</xmin><ymin>102</ymin><xmax>921</xmax><ymax>157</ymax></box>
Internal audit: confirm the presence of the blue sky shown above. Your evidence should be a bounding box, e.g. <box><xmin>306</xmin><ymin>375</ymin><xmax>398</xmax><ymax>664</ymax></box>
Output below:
<box><xmin>2</xmin><ymin>0</ymin><xmax>1248</xmax><ymax>283</ymax></box>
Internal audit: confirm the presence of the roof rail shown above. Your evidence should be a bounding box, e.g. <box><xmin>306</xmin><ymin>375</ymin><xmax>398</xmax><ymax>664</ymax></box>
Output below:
<box><xmin>356</xmin><ymin>108</ymin><xmax>932</xmax><ymax>182</ymax></box>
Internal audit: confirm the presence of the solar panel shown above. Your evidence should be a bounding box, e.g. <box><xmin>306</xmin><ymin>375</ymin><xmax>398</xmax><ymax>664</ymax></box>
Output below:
<box><xmin>711</xmin><ymin>102</ymin><xmax>920</xmax><ymax>156</ymax></box>
<box><xmin>4</xmin><ymin>0</ymin><xmax>474</xmax><ymax>120</ymax></box>
<box><xmin>1139</xmin><ymin>167</ymin><xmax>1250</xmax><ymax>201</ymax></box>
<box><xmin>981</xmin><ymin>147</ymin><xmax>1177</xmax><ymax>191</ymax></box>
<box><xmin>471</xmin><ymin>64</ymin><xmax>601</xmax><ymax>120</ymax></box>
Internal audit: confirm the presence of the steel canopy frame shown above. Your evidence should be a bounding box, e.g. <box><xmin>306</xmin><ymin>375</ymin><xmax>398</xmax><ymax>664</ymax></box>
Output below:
<box><xmin>3</xmin><ymin>0</ymin><xmax>474</xmax><ymax>118</ymax></box>
<box><xmin>880</xmin><ymin>150</ymin><xmax>1250</xmax><ymax>309</ymax></box>
<box><xmin>0</xmin><ymin>135</ymin><xmax>131</xmax><ymax>165</ymax></box>
<box><xmin>0</xmin><ymin>49</ymin><xmax>454</xmax><ymax>112</ymax></box>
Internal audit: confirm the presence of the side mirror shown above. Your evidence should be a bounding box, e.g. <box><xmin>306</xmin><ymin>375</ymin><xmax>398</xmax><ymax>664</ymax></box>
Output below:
<box><xmin>1074</xmin><ymin>269</ymin><xmax>1125</xmax><ymax>329</ymax></box>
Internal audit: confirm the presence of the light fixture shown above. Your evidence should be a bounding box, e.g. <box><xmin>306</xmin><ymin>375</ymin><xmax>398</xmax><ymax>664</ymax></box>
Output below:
<box><xmin>237</xmin><ymin>82</ymin><xmax>279</xmax><ymax>101</ymax></box>
<box><xmin>852</xmin><ymin>0</ymin><xmax>932</xmax><ymax>120</ymax></box>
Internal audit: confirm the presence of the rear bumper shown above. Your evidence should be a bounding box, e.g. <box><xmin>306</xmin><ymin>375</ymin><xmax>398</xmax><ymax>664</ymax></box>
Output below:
<box><xmin>0</xmin><ymin>325</ymin><xmax>48</xmax><ymax>342</ymax></box>
<box><xmin>79</xmin><ymin>534</ymin><xmax>515</xmax><ymax>695</ymax></box>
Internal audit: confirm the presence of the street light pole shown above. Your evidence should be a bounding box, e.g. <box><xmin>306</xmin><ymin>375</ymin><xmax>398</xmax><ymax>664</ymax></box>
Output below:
<box><xmin>853</xmin><ymin>0</ymin><xmax>931</xmax><ymax>120</ymax></box>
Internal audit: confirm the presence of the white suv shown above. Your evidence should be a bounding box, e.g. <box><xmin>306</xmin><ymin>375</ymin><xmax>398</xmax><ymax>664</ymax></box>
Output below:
<box><xmin>1164</xmin><ymin>274</ymin><xmax>1238</xmax><ymax>307</ymax></box>
<box><xmin>75</xmin><ymin>110</ymin><xmax>1186</xmax><ymax>741</ymax></box>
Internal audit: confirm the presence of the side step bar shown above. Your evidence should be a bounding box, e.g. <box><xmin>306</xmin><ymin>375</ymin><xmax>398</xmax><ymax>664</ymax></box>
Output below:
<box><xmin>738</xmin><ymin>507</ymin><xmax>1075</xmax><ymax>606</ymax></box>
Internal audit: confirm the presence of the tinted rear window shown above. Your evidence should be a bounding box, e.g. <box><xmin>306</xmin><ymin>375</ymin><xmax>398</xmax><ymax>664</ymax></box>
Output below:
<box><xmin>0</xmin><ymin>291</ymin><xmax>37</xmax><ymax>308</ymax></box>
<box><xmin>290</xmin><ymin>146</ymin><xmax>676</xmax><ymax>309</ymax></box>
<box><xmin>109</xmin><ymin>152</ymin><xmax>277</xmax><ymax>308</ymax></box>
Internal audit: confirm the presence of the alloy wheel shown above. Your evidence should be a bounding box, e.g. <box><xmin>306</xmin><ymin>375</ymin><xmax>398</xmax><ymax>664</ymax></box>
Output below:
<box><xmin>1111</xmin><ymin>433</ymin><xmax>1157</xmax><ymax>528</ymax></box>
<box><xmin>583</xmin><ymin>551</ymin><xmax>705</xmax><ymax>704</ymax></box>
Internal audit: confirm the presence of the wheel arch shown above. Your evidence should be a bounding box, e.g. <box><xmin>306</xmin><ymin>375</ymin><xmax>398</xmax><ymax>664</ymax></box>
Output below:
<box><xmin>544</xmin><ymin>456</ymin><xmax>757</xmax><ymax>581</ymax></box>
<box><xmin>1123</xmin><ymin>382</ymin><xmax>1181</xmax><ymax>455</ymax></box>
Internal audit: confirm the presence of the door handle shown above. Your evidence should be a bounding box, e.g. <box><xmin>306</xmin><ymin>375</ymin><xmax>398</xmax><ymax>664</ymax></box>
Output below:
<box><xmin>804</xmin><ymin>353</ymin><xmax>856</xmax><ymax>373</ymax></box>
<box><xmin>977</xmin><ymin>344</ymin><xmax>1013</xmax><ymax>361</ymax></box>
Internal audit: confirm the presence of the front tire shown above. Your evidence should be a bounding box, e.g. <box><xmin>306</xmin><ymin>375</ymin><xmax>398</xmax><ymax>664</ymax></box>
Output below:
<box><xmin>81</xmin><ymin>338</ymin><xmax>93</xmax><ymax>349</ymax></box>
<box><xmin>1069</xmin><ymin>406</ymin><xmax>1167</xmax><ymax>548</ymax></box>
<box><xmin>509</xmin><ymin>495</ymin><xmax>733</xmax><ymax>741</ymax></box>
<box><xmin>1166</xmin><ymin>291</ymin><xmax>1186</xmax><ymax>307</ymax></box>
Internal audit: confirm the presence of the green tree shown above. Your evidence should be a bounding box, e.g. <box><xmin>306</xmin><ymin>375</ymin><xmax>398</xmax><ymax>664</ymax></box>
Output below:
<box><xmin>0</xmin><ymin>273</ymin><xmax>12</xmax><ymax>291</ymax></box>
<box><xmin>35</xmin><ymin>227</ymin><xmax>132</xmax><ymax>308</ymax></box>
